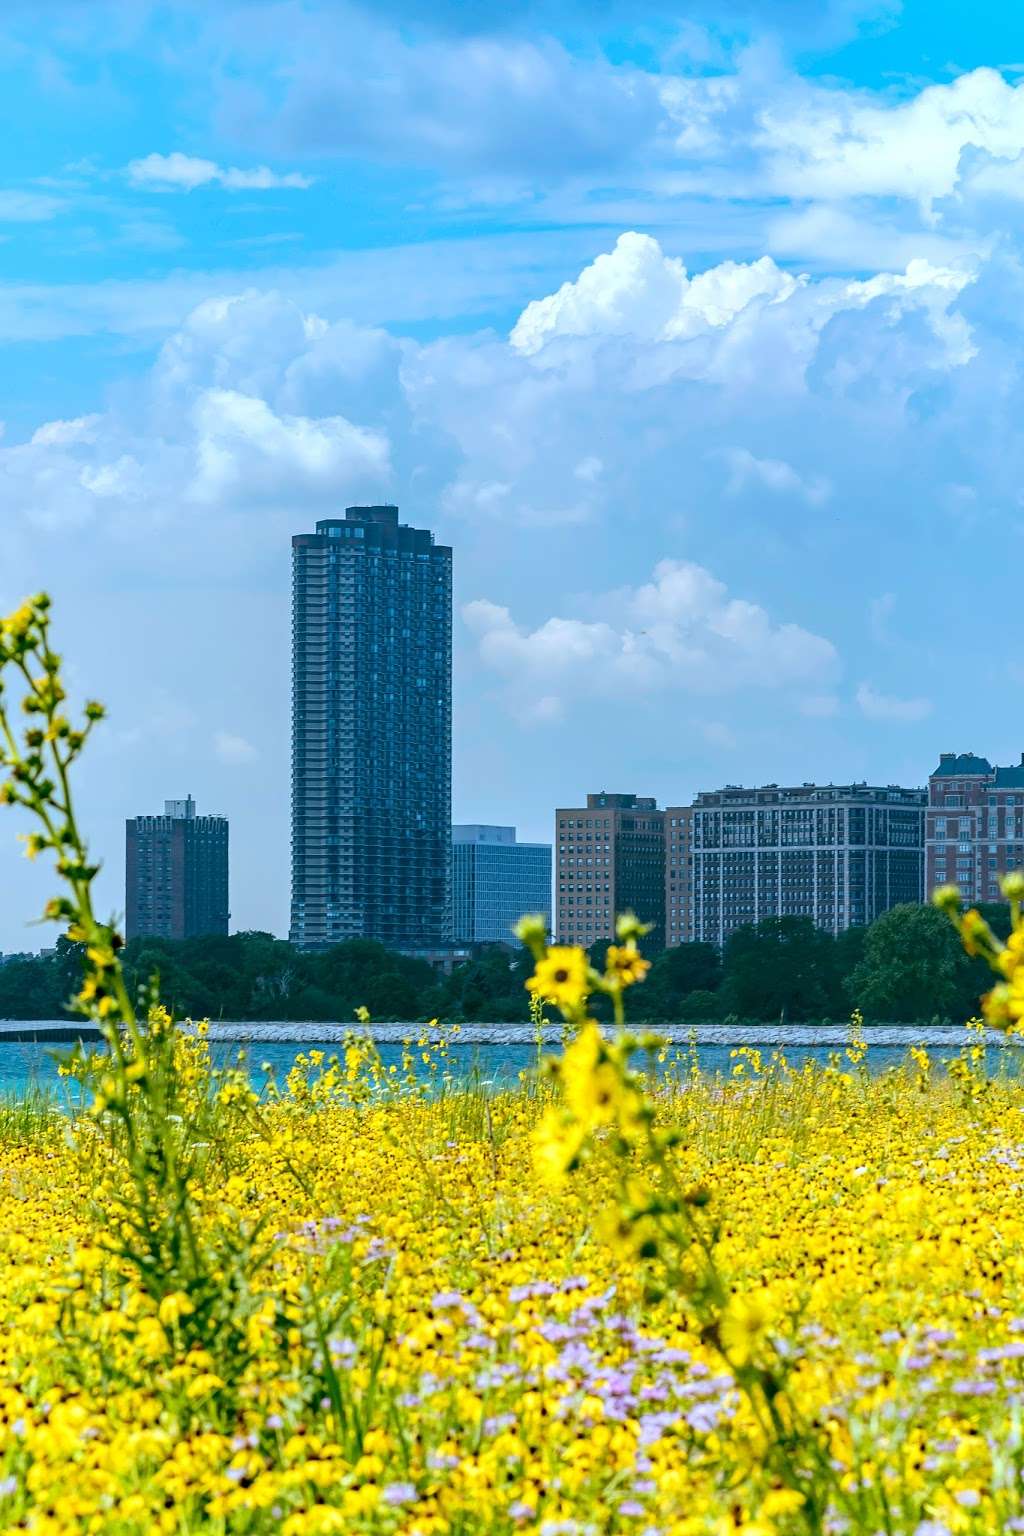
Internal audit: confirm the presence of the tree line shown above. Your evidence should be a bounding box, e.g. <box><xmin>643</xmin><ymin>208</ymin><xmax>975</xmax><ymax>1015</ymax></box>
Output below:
<box><xmin>0</xmin><ymin>902</ymin><xmax>1005</xmax><ymax>1025</ymax></box>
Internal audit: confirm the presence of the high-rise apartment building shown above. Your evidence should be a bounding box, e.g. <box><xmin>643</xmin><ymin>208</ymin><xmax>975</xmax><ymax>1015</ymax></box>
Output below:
<box><xmin>690</xmin><ymin>782</ymin><xmax>925</xmax><ymax>946</ymax></box>
<box><xmin>664</xmin><ymin>807</ymin><xmax>694</xmax><ymax>946</ymax></box>
<box><xmin>290</xmin><ymin>505</ymin><xmax>452</xmax><ymax>950</ymax></box>
<box><xmin>926</xmin><ymin>752</ymin><xmax>1024</xmax><ymax>903</ymax></box>
<box><xmin>555</xmin><ymin>793</ymin><xmax>665</xmax><ymax>949</ymax></box>
<box><xmin>451</xmin><ymin>825</ymin><xmax>552</xmax><ymax>944</ymax></box>
<box><xmin>125</xmin><ymin>796</ymin><xmax>229</xmax><ymax>941</ymax></box>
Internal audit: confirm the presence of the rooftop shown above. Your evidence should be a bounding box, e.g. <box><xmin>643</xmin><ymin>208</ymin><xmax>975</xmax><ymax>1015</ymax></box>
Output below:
<box><xmin>932</xmin><ymin>753</ymin><xmax>994</xmax><ymax>777</ymax></box>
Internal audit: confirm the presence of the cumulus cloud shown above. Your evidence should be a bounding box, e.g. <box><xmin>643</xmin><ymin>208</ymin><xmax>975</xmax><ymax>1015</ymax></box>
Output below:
<box><xmin>506</xmin><ymin>234</ymin><xmax>975</xmax><ymax>390</ymax></box>
<box><xmin>756</xmin><ymin>68</ymin><xmax>1024</xmax><ymax>208</ymax></box>
<box><xmin>190</xmin><ymin>388</ymin><xmax>389</xmax><ymax>505</ymax></box>
<box><xmin>30</xmin><ymin>416</ymin><xmax>101</xmax><ymax>447</ymax></box>
<box><xmin>721</xmin><ymin>447</ymin><xmax>831</xmax><ymax>506</ymax></box>
<box><xmin>0</xmin><ymin>230</ymin><xmax>989</xmax><ymax>563</ymax></box>
<box><xmin>127</xmin><ymin>152</ymin><xmax>312</xmax><ymax>191</ymax></box>
<box><xmin>464</xmin><ymin>558</ymin><xmax>837</xmax><ymax>720</ymax></box>
<box><xmin>855</xmin><ymin>682</ymin><xmax>932</xmax><ymax>722</ymax></box>
<box><xmin>510</xmin><ymin>233</ymin><xmax>798</xmax><ymax>355</ymax></box>
<box><xmin>0</xmin><ymin>292</ymin><xmax>393</xmax><ymax>533</ymax></box>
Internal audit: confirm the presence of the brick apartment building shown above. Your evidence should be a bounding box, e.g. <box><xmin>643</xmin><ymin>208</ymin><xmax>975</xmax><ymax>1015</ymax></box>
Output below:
<box><xmin>926</xmin><ymin>752</ymin><xmax>1024</xmax><ymax>903</ymax></box>
<box><xmin>665</xmin><ymin>807</ymin><xmax>693</xmax><ymax>945</ymax></box>
<box><xmin>126</xmin><ymin>796</ymin><xmax>229</xmax><ymax>941</ymax></box>
<box><xmin>555</xmin><ymin>793</ymin><xmax>665</xmax><ymax>949</ymax></box>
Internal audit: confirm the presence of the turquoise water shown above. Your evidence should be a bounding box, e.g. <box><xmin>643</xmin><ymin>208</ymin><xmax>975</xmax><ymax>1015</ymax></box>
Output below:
<box><xmin>1</xmin><ymin>1038</ymin><xmax>1021</xmax><ymax>1102</ymax></box>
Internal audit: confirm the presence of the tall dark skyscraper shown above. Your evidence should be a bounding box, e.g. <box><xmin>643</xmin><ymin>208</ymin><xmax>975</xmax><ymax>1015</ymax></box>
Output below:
<box><xmin>125</xmin><ymin>796</ymin><xmax>229</xmax><ymax>941</ymax></box>
<box><xmin>290</xmin><ymin>505</ymin><xmax>452</xmax><ymax>950</ymax></box>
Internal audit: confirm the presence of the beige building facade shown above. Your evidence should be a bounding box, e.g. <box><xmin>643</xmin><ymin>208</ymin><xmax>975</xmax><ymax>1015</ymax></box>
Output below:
<box><xmin>555</xmin><ymin>792</ymin><xmax>665</xmax><ymax>949</ymax></box>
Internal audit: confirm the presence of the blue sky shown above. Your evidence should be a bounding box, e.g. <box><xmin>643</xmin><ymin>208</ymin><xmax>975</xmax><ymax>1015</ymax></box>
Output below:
<box><xmin>1</xmin><ymin>0</ymin><xmax>1022</xmax><ymax>950</ymax></box>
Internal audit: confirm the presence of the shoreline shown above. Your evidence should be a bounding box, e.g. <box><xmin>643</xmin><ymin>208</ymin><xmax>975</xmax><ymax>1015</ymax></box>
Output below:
<box><xmin>0</xmin><ymin>1019</ymin><xmax>1015</xmax><ymax>1047</ymax></box>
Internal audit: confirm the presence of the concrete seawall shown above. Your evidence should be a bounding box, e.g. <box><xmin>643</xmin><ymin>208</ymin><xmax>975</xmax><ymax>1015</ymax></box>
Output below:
<box><xmin>0</xmin><ymin>1019</ymin><xmax>1014</xmax><ymax>1048</ymax></box>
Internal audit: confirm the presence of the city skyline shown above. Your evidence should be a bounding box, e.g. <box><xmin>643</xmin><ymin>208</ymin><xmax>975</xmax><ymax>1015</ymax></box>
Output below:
<box><xmin>5</xmin><ymin>0</ymin><xmax>1024</xmax><ymax>949</ymax></box>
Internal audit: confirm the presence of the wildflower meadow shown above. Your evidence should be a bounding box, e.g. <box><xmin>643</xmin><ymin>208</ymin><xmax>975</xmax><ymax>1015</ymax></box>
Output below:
<box><xmin>4</xmin><ymin>595</ymin><xmax>1024</xmax><ymax>1536</ymax></box>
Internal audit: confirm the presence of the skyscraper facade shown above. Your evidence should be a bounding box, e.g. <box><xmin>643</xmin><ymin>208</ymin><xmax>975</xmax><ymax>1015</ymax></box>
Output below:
<box><xmin>555</xmin><ymin>793</ymin><xmax>665</xmax><ymax>949</ymax></box>
<box><xmin>451</xmin><ymin>825</ymin><xmax>552</xmax><ymax>944</ymax></box>
<box><xmin>664</xmin><ymin>807</ymin><xmax>694</xmax><ymax>945</ymax></box>
<box><xmin>926</xmin><ymin>752</ymin><xmax>1024</xmax><ymax>903</ymax></box>
<box><xmin>690</xmin><ymin>782</ymin><xmax>925</xmax><ymax>946</ymax></box>
<box><xmin>125</xmin><ymin>796</ymin><xmax>229</xmax><ymax>941</ymax></box>
<box><xmin>290</xmin><ymin>505</ymin><xmax>452</xmax><ymax>950</ymax></box>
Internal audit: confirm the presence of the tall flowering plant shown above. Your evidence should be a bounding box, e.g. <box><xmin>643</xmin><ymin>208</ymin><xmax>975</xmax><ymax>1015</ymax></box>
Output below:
<box><xmin>517</xmin><ymin>912</ymin><xmax>842</xmax><ymax>1533</ymax></box>
<box><xmin>0</xmin><ymin>595</ymin><xmax>273</xmax><ymax>1404</ymax></box>
<box><xmin>935</xmin><ymin>872</ymin><xmax>1024</xmax><ymax>1029</ymax></box>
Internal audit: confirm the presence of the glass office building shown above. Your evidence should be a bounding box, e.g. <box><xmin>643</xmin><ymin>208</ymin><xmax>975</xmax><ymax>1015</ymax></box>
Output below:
<box><xmin>452</xmin><ymin>825</ymin><xmax>552</xmax><ymax>944</ymax></box>
<box><xmin>290</xmin><ymin>505</ymin><xmax>452</xmax><ymax>949</ymax></box>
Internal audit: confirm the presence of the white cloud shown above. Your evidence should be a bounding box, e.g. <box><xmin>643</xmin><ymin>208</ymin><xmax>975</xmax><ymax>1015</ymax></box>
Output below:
<box><xmin>721</xmin><ymin>447</ymin><xmax>831</xmax><ymax>506</ymax></box>
<box><xmin>765</xmin><ymin>202</ymin><xmax>982</xmax><ymax>273</ymax></box>
<box><xmin>510</xmin><ymin>232</ymin><xmax>798</xmax><ymax>355</ymax></box>
<box><xmin>0</xmin><ymin>292</ymin><xmax>394</xmax><ymax>533</ymax></box>
<box><xmin>756</xmin><ymin>68</ymin><xmax>1024</xmax><ymax>208</ymax></box>
<box><xmin>464</xmin><ymin>558</ymin><xmax>837</xmax><ymax>721</ymax></box>
<box><xmin>214</xmin><ymin>730</ymin><xmax>258</xmax><ymax>764</ymax></box>
<box><xmin>126</xmin><ymin>152</ymin><xmax>312</xmax><ymax>192</ymax></box>
<box><xmin>30</xmin><ymin>415</ymin><xmax>101</xmax><ymax>447</ymax></box>
<box><xmin>0</xmin><ymin>191</ymin><xmax>64</xmax><ymax>222</ymax></box>
<box><xmin>216</xmin><ymin>18</ymin><xmax>664</xmax><ymax>179</ymax></box>
<box><xmin>189</xmin><ymin>388</ymin><xmax>389</xmax><ymax>505</ymax></box>
<box><xmin>855</xmin><ymin>682</ymin><xmax>932</xmax><ymax>722</ymax></box>
<box><xmin>0</xmin><ymin>229</ymin><xmax>989</xmax><ymax>563</ymax></box>
<box><xmin>505</xmin><ymin>234</ymin><xmax>976</xmax><ymax>390</ymax></box>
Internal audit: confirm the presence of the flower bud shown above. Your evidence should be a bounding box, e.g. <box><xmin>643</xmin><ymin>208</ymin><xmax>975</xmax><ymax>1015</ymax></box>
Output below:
<box><xmin>514</xmin><ymin>913</ymin><xmax>549</xmax><ymax>954</ymax></box>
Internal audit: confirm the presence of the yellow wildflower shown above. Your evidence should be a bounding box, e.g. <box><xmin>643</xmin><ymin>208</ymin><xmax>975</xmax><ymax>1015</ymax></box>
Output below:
<box><xmin>158</xmin><ymin>1292</ymin><xmax>195</xmax><ymax>1328</ymax></box>
<box><xmin>720</xmin><ymin>1290</ymin><xmax>773</xmax><ymax>1367</ymax></box>
<box><xmin>532</xmin><ymin>1106</ymin><xmax>587</xmax><ymax>1185</ymax></box>
<box><xmin>605</xmin><ymin>943</ymin><xmax>651</xmax><ymax>987</ymax></box>
<box><xmin>526</xmin><ymin>945</ymin><xmax>590</xmax><ymax>1013</ymax></box>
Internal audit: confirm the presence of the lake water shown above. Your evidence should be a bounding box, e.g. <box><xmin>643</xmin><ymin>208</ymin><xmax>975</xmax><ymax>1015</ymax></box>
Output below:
<box><xmin>1</xmin><ymin>1033</ymin><xmax>1021</xmax><ymax>1102</ymax></box>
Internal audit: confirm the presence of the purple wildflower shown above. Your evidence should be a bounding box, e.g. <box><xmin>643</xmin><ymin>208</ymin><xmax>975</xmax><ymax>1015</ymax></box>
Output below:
<box><xmin>383</xmin><ymin>1482</ymin><xmax>417</xmax><ymax>1506</ymax></box>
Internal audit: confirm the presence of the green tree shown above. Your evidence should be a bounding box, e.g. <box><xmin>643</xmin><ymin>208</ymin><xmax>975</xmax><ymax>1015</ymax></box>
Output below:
<box><xmin>436</xmin><ymin>946</ymin><xmax>533</xmax><ymax>1021</ymax></box>
<box><xmin>719</xmin><ymin>917</ymin><xmax>837</xmax><ymax>1022</ymax></box>
<box><xmin>640</xmin><ymin>942</ymin><xmax>721</xmax><ymax>1019</ymax></box>
<box><xmin>846</xmin><ymin>903</ymin><xmax>964</xmax><ymax>1022</ymax></box>
<box><xmin>676</xmin><ymin>987</ymin><xmax>723</xmax><ymax>1021</ymax></box>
